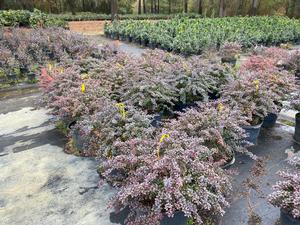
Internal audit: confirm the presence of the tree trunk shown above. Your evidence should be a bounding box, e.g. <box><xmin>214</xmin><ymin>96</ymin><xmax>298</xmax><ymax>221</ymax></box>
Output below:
<box><xmin>151</xmin><ymin>0</ymin><xmax>153</xmax><ymax>13</ymax></box>
<box><xmin>237</xmin><ymin>0</ymin><xmax>244</xmax><ymax>15</ymax></box>
<box><xmin>154</xmin><ymin>0</ymin><xmax>156</xmax><ymax>13</ymax></box>
<box><xmin>295</xmin><ymin>0</ymin><xmax>300</xmax><ymax>18</ymax></box>
<box><xmin>251</xmin><ymin>0</ymin><xmax>259</xmax><ymax>16</ymax></box>
<box><xmin>219</xmin><ymin>0</ymin><xmax>225</xmax><ymax>17</ymax></box>
<box><xmin>157</xmin><ymin>0</ymin><xmax>160</xmax><ymax>13</ymax></box>
<box><xmin>111</xmin><ymin>0</ymin><xmax>118</xmax><ymax>21</ymax></box>
<box><xmin>138</xmin><ymin>0</ymin><xmax>142</xmax><ymax>14</ymax></box>
<box><xmin>183</xmin><ymin>0</ymin><xmax>188</xmax><ymax>13</ymax></box>
<box><xmin>168</xmin><ymin>0</ymin><xmax>172</xmax><ymax>14</ymax></box>
<box><xmin>143</xmin><ymin>0</ymin><xmax>146</xmax><ymax>13</ymax></box>
<box><xmin>66</xmin><ymin>0</ymin><xmax>76</xmax><ymax>15</ymax></box>
<box><xmin>198</xmin><ymin>0</ymin><xmax>203</xmax><ymax>14</ymax></box>
<box><xmin>0</xmin><ymin>0</ymin><xmax>4</xmax><ymax>10</ymax></box>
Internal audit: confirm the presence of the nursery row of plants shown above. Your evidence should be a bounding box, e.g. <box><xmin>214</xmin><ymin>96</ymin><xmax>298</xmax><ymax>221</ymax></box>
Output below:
<box><xmin>0</xmin><ymin>27</ymin><xmax>105</xmax><ymax>88</ymax></box>
<box><xmin>105</xmin><ymin>16</ymin><xmax>300</xmax><ymax>55</ymax></box>
<box><xmin>0</xmin><ymin>9</ymin><xmax>66</xmax><ymax>28</ymax></box>
<box><xmin>50</xmin><ymin>12</ymin><xmax>202</xmax><ymax>21</ymax></box>
<box><xmin>25</xmin><ymin>27</ymin><xmax>299</xmax><ymax>224</ymax></box>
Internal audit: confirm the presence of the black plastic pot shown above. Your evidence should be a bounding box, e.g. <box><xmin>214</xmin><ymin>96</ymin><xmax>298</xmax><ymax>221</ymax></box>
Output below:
<box><xmin>141</xmin><ymin>39</ymin><xmax>149</xmax><ymax>47</ymax></box>
<box><xmin>127</xmin><ymin>36</ymin><xmax>133</xmax><ymax>42</ymax></box>
<box><xmin>294</xmin><ymin>113</ymin><xmax>300</xmax><ymax>144</ymax></box>
<box><xmin>221</xmin><ymin>57</ymin><xmax>237</xmax><ymax>66</ymax></box>
<box><xmin>20</xmin><ymin>67</ymin><xmax>29</xmax><ymax>75</ymax></box>
<box><xmin>295</xmin><ymin>70</ymin><xmax>300</xmax><ymax>81</ymax></box>
<box><xmin>174</xmin><ymin>103</ymin><xmax>197</xmax><ymax>113</ymax></box>
<box><xmin>221</xmin><ymin>154</ymin><xmax>236</xmax><ymax>169</ymax></box>
<box><xmin>110</xmin><ymin>207</ymin><xmax>188</xmax><ymax>225</ymax></box>
<box><xmin>262</xmin><ymin>113</ymin><xmax>278</xmax><ymax>128</ymax></box>
<box><xmin>27</xmin><ymin>72</ymin><xmax>36</xmax><ymax>82</ymax></box>
<box><xmin>7</xmin><ymin>73</ymin><xmax>17</xmax><ymax>82</ymax></box>
<box><xmin>151</xmin><ymin>114</ymin><xmax>163</xmax><ymax>128</ymax></box>
<box><xmin>242</xmin><ymin>122</ymin><xmax>263</xmax><ymax>145</ymax></box>
<box><xmin>280</xmin><ymin>209</ymin><xmax>300</xmax><ymax>225</ymax></box>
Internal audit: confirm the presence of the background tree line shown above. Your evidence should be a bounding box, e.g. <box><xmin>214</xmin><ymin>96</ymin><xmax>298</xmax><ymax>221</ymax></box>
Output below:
<box><xmin>0</xmin><ymin>0</ymin><xmax>299</xmax><ymax>18</ymax></box>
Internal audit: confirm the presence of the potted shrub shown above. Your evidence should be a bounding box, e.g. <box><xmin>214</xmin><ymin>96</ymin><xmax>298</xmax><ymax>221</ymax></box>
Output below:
<box><xmin>221</xmin><ymin>71</ymin><xmax>281</xmax><ymax>145</ymax></box>
<box><xmin>219</xmin><ymin>41</ymin><xmax>242</xmax><ymax>65</ymax></box>
<box><xmin>285</xmin><ymin>49</ymin><xmax>300</xmax><ymax>81</ymax></box>
<box><xmin>239</xmin><ymin>54</ymin><xmax>297</xmax><ymax>129</ymax></box>
<box><xmin>72</xmin><ymin>104</ymin><xmax>155</xmax><ymax>157</ymax></box>
<box><xmin>268</xmin><ymin>154</ymin><xmax>300</xmax><ymax>225</ymax></box>
<box><xmin>100</xmin><ymin>130</ymin><xmax>232</xmax><ymax>225</ymax></box>
<box><xmin>165</xmin><ymin>101</ymin><xmax>256</xmax><ymax>166</ymax></box>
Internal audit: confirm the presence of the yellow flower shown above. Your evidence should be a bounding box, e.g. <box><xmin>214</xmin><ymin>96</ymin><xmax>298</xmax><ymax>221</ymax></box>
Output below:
<box><xmin>217</xmin><ymin>103</ymin><xmax>225</xmax><ymax>112</ymax></box>
<box><xmin>115</xmin><ymin>103</ymin><xmax>127</xmax><ymax>119</ymax></box>
<box><xmin>81</xmin><ymin>83</ymin><xmax>86</xmax><ymax>93</ymax></box>
<box><xmin>157</xmin><ymin>133</ymin><xmax>170</xmax><ymax>159</ymax></box>
<box><xmin>253</xmin><ymin>79</ymin><xmax>260</xmax><ymax>92</ymax></box>
<box><xmin>48</xmin><ymin>63</ymin><xmax>53</xmax><ymax>71</ymax></box>
<box><xmin>59</xmin><ymin>67</ymin><xmax>64</xmax><ymax>73</ymax></box>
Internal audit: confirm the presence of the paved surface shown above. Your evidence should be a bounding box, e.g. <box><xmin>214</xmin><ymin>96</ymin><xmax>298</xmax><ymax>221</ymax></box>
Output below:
<box><xmin>0</xmin><ymin>93</ymin><xmax>116</xmax><ymax>225</ymax></box>
<box><xmin>222</xmin><ymin>124</ymin><xmax>299</xmax><ymax>225</ymax></box>
<box><xmin>87</xmin><ymin>35</ymin><xmax>146</xmax><ymax>57</ymax></box>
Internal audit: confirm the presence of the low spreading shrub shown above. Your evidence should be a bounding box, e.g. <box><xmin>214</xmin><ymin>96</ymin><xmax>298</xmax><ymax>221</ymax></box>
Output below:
<box><xmin>164</xmin><ymin>101</ymin><xmax>254</xmax><ymax>161</ymax></box>
<box><xmin>100</xmin><ymin>131</ymin><xmax>232</xmax><ymax>225</ymax></box>
<box><xmin>105</xmin><ymin>16</ymin><xmax>300</xmax><ymax>55</ymax></box>
<box><xmin>0</xmin><ymin>28</ymin><xmax>114</xmax><ymax>86</ymax></box>
<box><xmin>268</xmin><ymin>155</ymin><xmax>300</xmax><ymax>218</ymax></box>
<box><xmin>0</xmin><ymin>9</ymin><xmax>66</xmax><ymax>28</ymax></box>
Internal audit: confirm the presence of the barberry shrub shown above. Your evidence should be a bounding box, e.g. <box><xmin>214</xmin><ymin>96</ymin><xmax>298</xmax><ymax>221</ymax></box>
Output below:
<box><xmin>164</xmin><ymin>101</ymin><xmax>255</xmax><ymax>161</ymax></box>
<box><xmin>268</xmin><ymin>155</ymin><xmax>300</xmax><ymax>218</ymax></box>
<box><xmin>101</xmin><ymin>130</ymin><xmax>232</xmax><ymax>225</ymax></box>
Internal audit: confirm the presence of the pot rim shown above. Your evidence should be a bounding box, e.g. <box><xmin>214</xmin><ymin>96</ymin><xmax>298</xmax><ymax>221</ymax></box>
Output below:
<box><xmin>242</xmin><ymin>121</ymin><xmax>263</xmax><ymax>129</ymax></box>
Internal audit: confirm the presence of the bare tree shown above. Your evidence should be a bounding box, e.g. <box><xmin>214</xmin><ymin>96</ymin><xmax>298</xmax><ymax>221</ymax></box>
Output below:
<box><xmin>219</xmin><ymin>0</ymin><xmax>226</xmax><ymax>17</ymax></box>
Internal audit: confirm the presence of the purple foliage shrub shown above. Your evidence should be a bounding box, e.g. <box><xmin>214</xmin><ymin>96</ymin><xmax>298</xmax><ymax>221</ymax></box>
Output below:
<box><xmin>268</xmin><ymin>155</ymin><xmax>300</xmax><ymax>218</ymax></box>
<box><xmin>101</xmin><ymin>130</ymin><xmax>232</xmax><ymax>225</ymax></box>
<box><xmin>164</xmin><ymin>101</ymin><xmax>255</xmax><ymax>161</ymax></box>
<box><xmin>73</xmin><ymin>104</ymin><xmax>155</xmax><ymax>157</ymax></box>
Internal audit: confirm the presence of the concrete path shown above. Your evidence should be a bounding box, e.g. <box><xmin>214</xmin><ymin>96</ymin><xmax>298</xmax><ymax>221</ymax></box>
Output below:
<box><xmin>0</xmin><ymin>93</ymin><xmax>115</xmax><ymax>225</ymax></box>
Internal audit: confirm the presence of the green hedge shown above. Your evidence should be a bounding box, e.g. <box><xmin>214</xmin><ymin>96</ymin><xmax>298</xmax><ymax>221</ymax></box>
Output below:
<box><xmin>105</xmin><ymin>16</ymin><xmax>300</xmax><ymax>55</ymax></box>
<box><xmin>0</xmin><ymin>9</ymin><xmax>66</xmax><ymax>28</ymax></box>
<box><xmin>50</xmin><ymin>12</ymin><xmax>202</xmax><ymax>21</ymax></box>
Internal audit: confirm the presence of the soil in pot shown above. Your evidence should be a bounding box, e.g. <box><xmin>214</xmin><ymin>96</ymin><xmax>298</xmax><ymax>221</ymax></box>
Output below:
<box><xmin>242</xmin><ymin>120</ymin><xmax>263</xmax><ymax>145</ymax></box>
<box><xmin>262</xmin><ymin>113</ymin><xmax>278</xmax><ymax>128</ymax></box>
<box><xmin>294</xmin><ymin>113</ymin><xmax>300</xmax><ymax>144</ymax></box>
<box><xmin>280</xmin><ymin>209</ymin><xmax>300</xmax><ymax>225</ymax></box>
